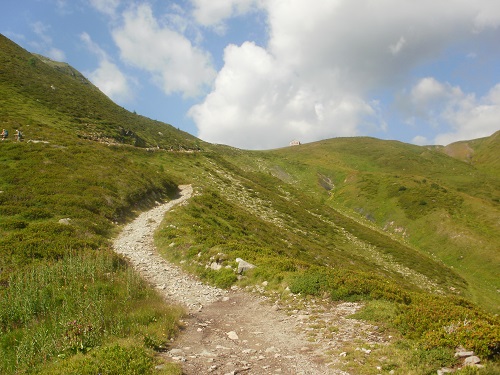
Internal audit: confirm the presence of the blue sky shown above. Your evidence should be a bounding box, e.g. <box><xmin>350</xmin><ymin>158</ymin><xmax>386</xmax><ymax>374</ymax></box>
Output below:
<box><xmin>2</xmin><ymin>0</ymin><xmax>500</xmax><ymax>150</ymax></box>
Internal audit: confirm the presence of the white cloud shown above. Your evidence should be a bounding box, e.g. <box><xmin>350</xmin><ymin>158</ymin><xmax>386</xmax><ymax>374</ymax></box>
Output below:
<box><xmin>32</xmin><ymin>21</ymin><xmax>52</xmax><ymax>44</ymax></box>
<box><xmin>190</xmin><ymin>0</ymin><xmax>259</xmax><ymax>33</ymax></box>
<box><xmin>389</xmin><ymin>36</ymin><xmax>406</xmax><ymax>56</ymax></box>
<box><xmin>403</xmin><ymin>77</ymin><xmax>500</xmax><ymax>145</ymax></box>
<box><xmin>87</xmin><ymin>59</ymin><xmax>133</xmax><ymax>103</ymax></box>
<box><xmin>80</xmin><ymin>32</ymin><xmax>105</xmax><ymax>59</ymax></box>
<box><xmin>89</xmin><ymin>0</ymin><xmax>120</xmax><ymax>17</ymax></box>
<box><xmin>435</xmin><ymin>83</ymin><xmax>500</xmax><ymax>144</ymax></box>
<box><xmin>112</xmin><ymin>4</ymin><xmax>216</xmax><ymax>98</ymax></box>
<box><xmin>190</xmin><ymin>42</ymin><xmax>378</xmax><ymax>149</ymax></box>
<box><xmin>473</xmin><ymin>1</ymin><xmax>500</xmax><ymax>31</ymax></box>
<box><xmin>189</xmin><ymin>0</ymin><xmax>500</xmax><ymax>149</ymax></box>
<box><xmin>264</xmin><ymin>0</ymin><xmax>499</xmax><ymax>92</ymax></box>
<box><xmin>29</xmin><ymin>21</ymin><xmax>67</xmax><ymax>61</ymax></box>
<box><xmin>80</xmin><ymin>32</ymin><xmax>133</xmax><ymax>103</ymax></box>
<box><xmin>47</xmin><ymin>47</ymin><xmax>66</xmax><ymax>61</ymax></box>
<box><xmin>412</xmin><ymin>135</ymin><xmax>429</xmax><ymax>146</ymax></box>
<box><xmin>408</xmin><ymin>77</ymin><xmax>464</xmax><ymax>120</ymax></box>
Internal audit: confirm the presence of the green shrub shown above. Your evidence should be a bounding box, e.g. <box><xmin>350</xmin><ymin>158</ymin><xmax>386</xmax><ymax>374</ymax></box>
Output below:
<box><xmin>0</xmin><ymin>218</ymin><xmax>28</xmax><ymax>230</ymax></box>
<box><xmin>201</xmin><ymin>267</ymin><xmax>238</xmax><ymax>289</ymax></box>
<box><xmin>408</xmin><ymin>346</ymin><xmax>457</xmax><ymax>374</ymax></box>
<box><xmin>22</xmin><ymin>207</ymin><xmax>53</xmax><ymax>220</ymax></box>
<box><xmin>394</xmin><ymin>294</ymin><xmax>500</xmax><ymax>358</ymax></box>
<box><xmin>289</xmin><ymin>270</ymin><xmax>330</xmax><ymax>295</ymax></box>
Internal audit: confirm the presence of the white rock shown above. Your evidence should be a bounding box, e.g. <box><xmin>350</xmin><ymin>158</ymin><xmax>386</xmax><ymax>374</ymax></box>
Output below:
<box><xmin>455</xmin><ymin>351</ymin><xmax>474</xmax><ymax>358</ymax></box>
<box><xmin>464</xmin><ymin>356</ymin><xmax>481</xmax><ymax>365</ymax></box>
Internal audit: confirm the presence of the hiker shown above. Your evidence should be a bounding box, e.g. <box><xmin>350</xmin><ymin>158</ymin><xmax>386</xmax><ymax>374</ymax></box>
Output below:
<box><xmin>15</xmin><ymin>129</ymin><xmax>23</xmax><ymax>141</ymax></box>
<box><xmin>1</xmin><ymin>129</ymin><xmax>8</xmax><ymax>141</ymax></box>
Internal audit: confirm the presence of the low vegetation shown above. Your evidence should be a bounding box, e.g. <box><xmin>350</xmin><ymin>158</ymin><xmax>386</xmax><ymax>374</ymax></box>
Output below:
<box><xmin>0</xmin><ymin>34</ymin><xmax>498</xmax><ymax>373</ymax></box>
<box><xmin>155</xmin><ymin>159</ymin><xmax>499</xmax><ymax>372</ymax></box>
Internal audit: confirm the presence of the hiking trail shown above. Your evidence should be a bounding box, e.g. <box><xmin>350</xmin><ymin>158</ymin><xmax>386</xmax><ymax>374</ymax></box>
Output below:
<box><xmin>113</xmin><ymin>185</ymin><xmax>388</xmax><ymax>375</ymax></box>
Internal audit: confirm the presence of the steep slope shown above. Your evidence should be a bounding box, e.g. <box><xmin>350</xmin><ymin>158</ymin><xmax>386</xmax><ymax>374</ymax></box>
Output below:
<box><xmin>0</xmin><ymin>36</ymin><xmax>197</xmax><ymax>375</ymax></box>
<box><xmin>0</xmin><ymin>34</ymin><xmax>202</xmax><ymax>150</ymax></box>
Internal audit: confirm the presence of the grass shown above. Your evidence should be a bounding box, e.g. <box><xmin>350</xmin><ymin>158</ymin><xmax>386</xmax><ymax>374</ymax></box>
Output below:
<box><xmin>0</xmin><ymin>141</ymin><xmax>179</xmax><ymax>275</ymax></box>
<box><xmin>155</xmin><ymin>151</ymin><xmax>499</xmax><ymax>361</ymax></box>
<box><xmin>0</xmin><ymin>250</ymin><xmax>183</xmax><ymax>374</ymax></box>
<box><xmin>38</xmin><ymin>342</ymin><xmax>182</xmax><ymax>375</ymax></box>
<box><xmin>1</xmin><ymin>33</ymin><xmax>498</xmax><ymax>373</ymax></box>
<box><xmin>230</xmin><ymin>138</ymin><xmax>500</xmax><ymax>313</ymax></box>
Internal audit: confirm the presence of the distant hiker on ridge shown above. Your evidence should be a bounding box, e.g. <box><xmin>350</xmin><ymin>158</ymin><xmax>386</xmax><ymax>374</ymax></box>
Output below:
<box><xmin>15</xmin><ymin>129</ymin><xmax>23</xmax><ymax>141</ymax></box>
<box><xmin>1</xmin><ymin>129</ymin><xmax>8</xmax><ymax>141</ymax></box>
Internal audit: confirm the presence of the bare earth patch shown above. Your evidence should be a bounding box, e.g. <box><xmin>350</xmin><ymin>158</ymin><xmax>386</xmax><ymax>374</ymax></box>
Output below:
<box><xmin>113</xmin><ymin>185</ymin><xmax>388</xmax><ymax>375</ymax></box>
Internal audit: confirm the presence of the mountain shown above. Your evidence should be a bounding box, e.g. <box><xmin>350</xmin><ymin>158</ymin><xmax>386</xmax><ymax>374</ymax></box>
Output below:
<box><xmin>0</xmin><ymin>34</ymin><xmax>202</xmax><ymax>150</ymax></box>
<box><xmin>434</xmin><ymin>130</ymin><xmax>500</xmax><ymax>177</ymax></box>
<box><xmin>0</xmin><ymin>35</ymin><xmax>498</xmax><ymax>374</ymax></box>
<box><xmin>255</xmin><ymin>136</ymin><xmax>500</xmax><ymax>312</ymax></box>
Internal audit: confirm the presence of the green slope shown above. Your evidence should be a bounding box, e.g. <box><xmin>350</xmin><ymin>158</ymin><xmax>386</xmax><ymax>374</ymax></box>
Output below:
<box><xmin>228</xmin><ymin>136</ymin><xmax>500</xmax><ymax>313</ymax></box>
<box><xmin>436</xmin><ymin>130</ymin><xmax>500</xmax><ymax>177</ymax></box>
<box><xmin>0</xmin><ymin>34</ymin><xmax>202</xmax><ymax>150</ymax></box>
<box><xmin>0</xmin><ymin>34</ymin><xmax>498</xmax><ymax>374</ymax></box>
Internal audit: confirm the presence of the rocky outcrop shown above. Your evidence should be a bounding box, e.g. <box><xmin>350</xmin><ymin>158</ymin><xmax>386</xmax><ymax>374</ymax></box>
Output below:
<box><xmin>437</xmin><ymin>347</ymin><xmax>485</xmax><ymax>374</ymax></box>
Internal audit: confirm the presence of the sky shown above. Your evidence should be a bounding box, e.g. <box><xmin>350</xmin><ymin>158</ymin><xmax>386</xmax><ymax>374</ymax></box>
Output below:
<box><xmin>1</xmin><ymin>0</ymin><xmax>500</xmax><ymax>150</ymax></box>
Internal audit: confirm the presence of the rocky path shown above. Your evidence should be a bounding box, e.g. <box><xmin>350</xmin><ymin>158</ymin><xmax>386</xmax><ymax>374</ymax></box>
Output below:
<box><xmin>113</xmin><ymin>185</ymin><xmax>224</xmax><ymax>311</ymax></box>
<box><xmin>113</xmin><ymin>185</ymin><xmax>387</xmax><ymax>375</ymax></box>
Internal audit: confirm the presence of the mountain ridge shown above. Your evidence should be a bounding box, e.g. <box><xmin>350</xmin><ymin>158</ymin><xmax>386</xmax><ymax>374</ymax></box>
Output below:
<box><xmin>0</xmin><ymin>34</ymin><xmax>498</xmax><ymax>374</ymax></box>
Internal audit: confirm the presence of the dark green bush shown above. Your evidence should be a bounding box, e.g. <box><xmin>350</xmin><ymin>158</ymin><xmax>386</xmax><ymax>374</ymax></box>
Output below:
<box><xmin>290</xmin><ymin>272</ymin><xmax>323</xmax><ymax>295</ymax></box>
<box><xmin>0</xmin><ymin>218</ymin><xmax>28</xmax><ymax>230</ymax></box>
<box><xmin>22</xmin><ymin>207</ymin><xmax>53</xmax><ymax>220</ymax></box>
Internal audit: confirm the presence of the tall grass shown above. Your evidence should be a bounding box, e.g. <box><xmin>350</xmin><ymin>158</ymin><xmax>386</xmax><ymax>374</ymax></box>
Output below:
<box><xmin>0</xmin><ymin>250</ymin><xmax>182</xmax><ymax>374</ymax></box>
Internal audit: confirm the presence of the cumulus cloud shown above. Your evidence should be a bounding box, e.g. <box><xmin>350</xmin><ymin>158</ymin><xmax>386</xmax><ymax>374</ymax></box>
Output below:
<box><xmin>190</xmin><ymin>0</ymin><xmax>259</xmax><ymax>33</ymax></box>
<box><xmin>188</xmin><ymin>0</ymin><xmax>500</xmax><ymax>149</ymax></box>
<box><xmin>406</xmin><ymin>77</ymin><xmax>464</xmax><ymax>124</ymax></box>
<box><xmin>80</xmin><ymin>32</ymin><xmax>134</xmax><ymax>103</ymax></box>
<box><xmin>190</xmin><ymin>42</ymin><xmax>378</xmax><ymax>149</ymax></box>
<box><xmin>112</xmin><ymin>3</ymin><xmax>216</xmax><ymax>98</ymax></box>
<box><xmin>87</xmin><ymin>59</ymin><xmax>134</xmax><ymax>102</ymax></box>
<box><xmin>404</xmin><ymin>77</ymin><xmax>500</xmax><ymax>145</ymax></box>
<box><xmin>435</xmin><ymin>83</ymin><xmax>500</xmax><ymax>144</ymax></box>
<box><xmin>412</xmin><ymin>135</ymin><xmax>429</xmax><ymax>146</ymax></box>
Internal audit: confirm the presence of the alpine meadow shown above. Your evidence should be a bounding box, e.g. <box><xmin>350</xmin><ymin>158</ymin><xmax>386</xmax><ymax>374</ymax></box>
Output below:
<box><xmin>0</xmin><ymin>34</ymin><xmax>499</xmax><ymax>374</ymax></box>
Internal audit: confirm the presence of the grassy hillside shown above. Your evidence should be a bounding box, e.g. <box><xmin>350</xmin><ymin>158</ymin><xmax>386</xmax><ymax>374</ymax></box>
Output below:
<box><xmin>435</xmin><ymin>130</ymin><xmax>500</xmax><ymax>177</ymax></box>
<box><xmin>1</xmin><ymin>34</ymin><xmax>498</xmax><ymax>374</ymax></box>
<box><xmin>0</xmin><ymin>34</ymin><xmax>202</xmax><ymax>150</ymax></box>
<box><xmin>156</xmin><ymin>146</ymin><xmax>499</xmax><ymax>361</ymax></box>
<box><xmin>233</xmin><ymin>137</ymin><xmax>499</xmax><ymax>313</ymax></box>
<box><xmin>0</xmin><ymin>34</ymin><xmax>193</xmax><ymax>374</ymax></box>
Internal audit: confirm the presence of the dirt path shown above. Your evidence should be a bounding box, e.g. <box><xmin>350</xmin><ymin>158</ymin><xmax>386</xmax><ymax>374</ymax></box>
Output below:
<box><xmin>113</xmin><ymin>185</ymin><xmax>387</xmax><ymax>375</ymax></box>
